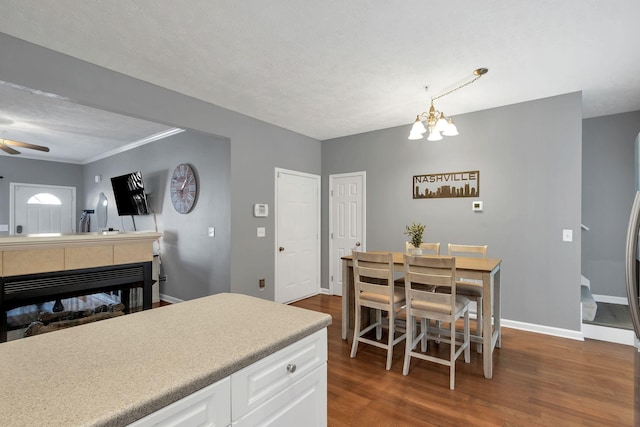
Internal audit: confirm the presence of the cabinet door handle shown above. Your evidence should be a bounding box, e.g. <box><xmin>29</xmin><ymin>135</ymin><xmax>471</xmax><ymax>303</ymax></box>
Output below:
<box><xmin>286</xmin><ymin>363</ymin><xmax>296</xmax><ymax>373</ymax></box>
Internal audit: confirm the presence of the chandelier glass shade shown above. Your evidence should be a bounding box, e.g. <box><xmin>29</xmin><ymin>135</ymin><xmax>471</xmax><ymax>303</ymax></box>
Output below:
<box><xmin>408</xmin><ymin>68</ymin><xmax>488</xmax><ymax>141</ymax></box>
<box><xmin>408</xmin><ymin>101</ymin><xmax>458</xmax><ymax>141</ymax></box>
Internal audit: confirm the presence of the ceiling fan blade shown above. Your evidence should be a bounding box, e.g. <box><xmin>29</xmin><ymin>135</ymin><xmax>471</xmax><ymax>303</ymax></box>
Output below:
<box><xmin>2</xmin><ymin>138</ymin><xmax>50</xmax><ymax>152</ymax></box>
<box><xmin>0</xmin><ymin>142</ymin><xmax>20</xmax><ymax>155</ymax></box>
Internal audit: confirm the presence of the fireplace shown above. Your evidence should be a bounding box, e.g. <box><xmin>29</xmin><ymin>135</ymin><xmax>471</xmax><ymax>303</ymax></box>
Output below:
<box><xmin>0</xmin><ymin>261</ymin><xmax>152</xmax><ymax>341</ymax></box>
<box><xmin>0</xmin><ymin>231</ymin><xmax>161</xmax><ymax>342</ymax></box>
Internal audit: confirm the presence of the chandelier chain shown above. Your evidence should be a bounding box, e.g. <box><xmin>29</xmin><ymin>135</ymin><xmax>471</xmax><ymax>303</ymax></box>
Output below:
<box><xmin>431</xmin><ymin>74</ymin><xmax>483</xmax><ymax>102</ymax></box>
<box><xmin>409</xmin><ymin>68</ymin><xmax>487</xmax><ymax>141</ymax></box>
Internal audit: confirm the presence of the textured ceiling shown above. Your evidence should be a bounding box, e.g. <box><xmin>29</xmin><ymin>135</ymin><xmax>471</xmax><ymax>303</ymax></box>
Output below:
<box><xmin>0</xmin><ymin>0</ymin><xmax>639</xmax><ymax>162</ymax></box>
<box><xmin>0</xmin><ymin>81</ymin><xmax>178</xmax><ymax>163</ymax></box>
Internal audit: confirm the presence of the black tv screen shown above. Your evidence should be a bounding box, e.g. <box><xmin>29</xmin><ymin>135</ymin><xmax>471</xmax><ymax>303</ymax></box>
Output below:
<box><xmin>110</xmin><ymin>171</ymin><xmax>150</xmax><ymax>216</ymax></box>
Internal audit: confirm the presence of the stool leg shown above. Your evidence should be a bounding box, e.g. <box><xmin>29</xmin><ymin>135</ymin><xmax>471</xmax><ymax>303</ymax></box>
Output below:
<box><xmin>386</xmin><ymin>310</ymin><xmax>395</xmax><ymax>370</ymax></box>
<box><xmin>350</xmin><ymin>302</ymin><xmax>361</xmax><ymax>358</ymax></box>
<box><xmin>402</xmin><ymin>311</ymin><xmax>413</xmax><ymax>376</ymax></box>
<box><xmin>476</xmin><ymin>297</ymin><xmax>483</xmax><ymax>353</ymax></box>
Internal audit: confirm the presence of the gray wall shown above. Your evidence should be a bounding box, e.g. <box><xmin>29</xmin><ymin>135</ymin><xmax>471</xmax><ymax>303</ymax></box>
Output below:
<box><xmin>82</xmin><ymin>130</ymin><xmax>231</xmax><ymax>300</ymax></box>
<box><xmin>0</xmin><ymin>156</ymin><xmax>84</xmax><ymax>234</ymax></box>
<box><xmin>0</xmin><ymin>32</ymin><xmax>321</xmax><ymax>301</ymax></box>
<box><xmin>322</xmin><ymin>93</ymin><xmax>583</xmax><ymax>330</ymax></box>
<box><xmin>0</xmin><ymin>32</ymin><xmax>595</xmax><ymax>332</ymax></box>
<box><xmin>582</xmin><ymin>111</ymin><xmax>640</xmax><ymax>297</ymax></box>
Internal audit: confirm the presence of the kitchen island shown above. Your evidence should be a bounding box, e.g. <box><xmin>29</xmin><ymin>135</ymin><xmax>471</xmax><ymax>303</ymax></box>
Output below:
<box><xmin>0</xmin><ymin>292</ymin><xmax>331</xmax><ymax>426</ymax></box>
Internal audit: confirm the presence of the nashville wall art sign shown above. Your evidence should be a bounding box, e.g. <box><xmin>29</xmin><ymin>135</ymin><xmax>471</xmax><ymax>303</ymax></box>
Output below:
<box><xmin>413</xmin><ymin>170</ymin><xmax>479</xmax><ymax>199</ymax></box>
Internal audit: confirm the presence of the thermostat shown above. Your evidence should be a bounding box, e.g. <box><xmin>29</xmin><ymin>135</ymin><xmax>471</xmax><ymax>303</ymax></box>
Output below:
<box><xmin>472</xmin><ymin>201</ymin><xmax>483</xmax><ymax>212</ymax></box>
<box><xmin>254</xmin><ymin>203</ymin><xmax>269</xmax><ymax>217</ymax></box>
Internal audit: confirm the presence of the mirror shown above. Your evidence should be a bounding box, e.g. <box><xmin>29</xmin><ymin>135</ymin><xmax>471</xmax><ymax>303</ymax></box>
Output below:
<box><xmin>97</xmin><ymin>192</ymin><xmax>108</xmax><ymax>229</ymax></box>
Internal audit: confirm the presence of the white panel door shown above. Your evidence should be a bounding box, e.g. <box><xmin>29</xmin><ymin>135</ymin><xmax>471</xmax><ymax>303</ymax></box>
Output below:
<box><xmin>10</xmin><ymin>183</ymin><xmax>76</xmax><ymax>235</ymax></box>
<box><xmin>329</xmin><ymin>172</ymin><xmax>365</xmax><ymax>296</ymax></box>
<box><xmin>275</xmin><ymin>168</ymin><xmax>320</xmax><ymax>304</ymax></box>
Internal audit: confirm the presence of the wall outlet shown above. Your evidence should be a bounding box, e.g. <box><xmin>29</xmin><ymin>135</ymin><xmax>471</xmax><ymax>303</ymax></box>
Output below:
<box><xmin>208</xmin><ymin>227</ymin><xmax>215</xmax><ymax>237</ymax></box>
<box><xmin>562</xmin><ymin>229</ymin><xmax>573</xmax><ymax>242</ymax></box>
<box><xmin>257</xmin><ymin>227</ymin><xmax>266</xmax><ymax>237</ymax></box>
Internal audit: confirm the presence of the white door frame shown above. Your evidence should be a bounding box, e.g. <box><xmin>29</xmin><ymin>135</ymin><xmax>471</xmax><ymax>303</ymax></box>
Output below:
<box><xmin>9</xmin><ymin>182</ymin><xmax>77</xmax><ymax>234</ymax></box>
<box><xmin>274</xmin><ymin>167</ymin><xmax>321</xmax><ymax>303</ymax></box>
<box><xmin>329</xmin><ymin>171</ymin><xmax>366</xmax><ymax>296</ymax></box>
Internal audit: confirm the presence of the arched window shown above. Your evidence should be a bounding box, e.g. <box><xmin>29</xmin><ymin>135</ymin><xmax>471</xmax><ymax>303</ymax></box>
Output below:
<box><xmin>27</xmin><ymin>193</ymin><xmax>62</xmax><ymax>205</ymax></box>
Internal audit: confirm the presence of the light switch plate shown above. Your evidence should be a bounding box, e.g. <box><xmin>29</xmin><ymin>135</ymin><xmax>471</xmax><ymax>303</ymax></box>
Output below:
<box><xmin>562</xmin><ymin>229</ymin><xmax>573</xmax><ymax>242</ymax></box>
<box><xmin>257</xmin><ymin>227</ymin><xmax>266</xmax><ymax>237</ymax></box>
<box><xmin>208</xmin><ymin>227</ymin><xmax>215</xmax><ymax>237</ymax></box>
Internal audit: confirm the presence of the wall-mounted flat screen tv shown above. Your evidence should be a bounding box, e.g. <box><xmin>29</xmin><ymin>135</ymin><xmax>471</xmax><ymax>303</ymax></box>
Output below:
<box><xmin>110</xmin><ymin>171</ymin><xmax>150</xmax><ymax>216</ymax></box>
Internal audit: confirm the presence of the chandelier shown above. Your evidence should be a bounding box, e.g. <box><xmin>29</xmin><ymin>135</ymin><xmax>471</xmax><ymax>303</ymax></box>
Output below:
<box><xmin>408</xmin><ymin>68</ymin><xmax>488</xmax><ymax>141</ymax></box>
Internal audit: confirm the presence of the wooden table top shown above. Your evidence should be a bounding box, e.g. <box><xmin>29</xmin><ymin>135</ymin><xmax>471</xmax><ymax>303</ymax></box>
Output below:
<box><xmin>342</xmin><ymin>251</ymin><xmax>501</xmax><ymax>272</ymax></box>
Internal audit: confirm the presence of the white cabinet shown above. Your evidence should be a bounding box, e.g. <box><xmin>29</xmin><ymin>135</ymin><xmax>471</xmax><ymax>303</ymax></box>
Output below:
<box><xmin>232</xmin><ymin>364</ymin><xmax>326</xmax><ymax>426</ymax></box>
<box><xmin>231</xmin><ymin>329</ymin><xmax>327</xmax><ymax>426</ymax></box>
<box><xmin>128</xmin><ymin>329</ymin><xmax>327</xmax><ymax>427</ymax></box>
<box><xmin>128</xmin><ymin>377</ymin><xmax>231</xmax><ymax>427</ymax></box>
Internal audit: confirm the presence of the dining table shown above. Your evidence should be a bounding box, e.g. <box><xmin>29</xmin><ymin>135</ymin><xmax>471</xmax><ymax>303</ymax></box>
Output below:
<box><xmin>341</xmin><ymin>251</ymin><xmax>502</xmax><ymax>379</ymax></box>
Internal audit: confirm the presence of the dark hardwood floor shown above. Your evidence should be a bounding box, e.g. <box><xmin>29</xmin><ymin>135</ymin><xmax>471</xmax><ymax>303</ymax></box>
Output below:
<box><xmin>291</xmin><ymin>294</ymin><xmax>635</xmax><ymax>427</ymax></box>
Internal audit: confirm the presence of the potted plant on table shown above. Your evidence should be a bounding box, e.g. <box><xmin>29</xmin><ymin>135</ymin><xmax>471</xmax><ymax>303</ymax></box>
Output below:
<box><xmin>404</xmin><ymin>222</ymin><xmax>426</xmax><ymax>255</ymax></box>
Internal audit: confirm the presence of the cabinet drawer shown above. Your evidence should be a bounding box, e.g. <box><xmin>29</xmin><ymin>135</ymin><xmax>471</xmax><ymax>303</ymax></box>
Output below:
<box><xmin>232</xmin><ymin>363</ymin><xmax>327</xmax><ymax>427</ymax></box>
<box><xmin>231</xmin><ymin>329</ymin><xmax>327</xmax><ymax>419</ymax></box>
<box><xmin>128</xmin><ymin>377</ymin><xmax>231</xmax><ymax>427</ymax></box>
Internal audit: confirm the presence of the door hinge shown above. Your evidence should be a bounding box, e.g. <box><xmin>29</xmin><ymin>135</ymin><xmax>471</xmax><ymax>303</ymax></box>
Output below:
<box><xmin>331</xmin><ymin>232</ymin><xmax>333</xmax><ymax>239</ymax></box>
<box><xmin>331</xmin><ymin>190</ymin><xmax>334</xmax><ymax>197</ymax></box>
<box><xmin>331</xmin><ymin>275</ymin><xmax>334</xmax><ymax>282</ymax></box>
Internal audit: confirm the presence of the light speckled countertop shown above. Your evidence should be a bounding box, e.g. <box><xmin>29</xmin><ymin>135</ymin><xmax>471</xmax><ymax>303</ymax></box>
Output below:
<box><xmin>0</xmin><ymin>293</ymin><xmax>331</xmax><ymax>426</ymax></box>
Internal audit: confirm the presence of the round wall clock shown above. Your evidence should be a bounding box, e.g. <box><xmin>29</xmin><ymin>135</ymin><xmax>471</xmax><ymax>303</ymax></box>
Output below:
<box><xmin>170</xmin><ymin>163</ymin><xmax>198</xmax><ymax>214</ymax></box>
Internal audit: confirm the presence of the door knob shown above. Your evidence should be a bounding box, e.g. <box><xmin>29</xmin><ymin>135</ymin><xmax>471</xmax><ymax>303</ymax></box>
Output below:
<box><xmin>355</xmin><ymin>242</ymin><xmax>361</xmax><ymax>247</ymax></box>
<box><xmin>279</xmin><ymin>246</ymin><xmax>285</xmax><ymax>252</ymax></box>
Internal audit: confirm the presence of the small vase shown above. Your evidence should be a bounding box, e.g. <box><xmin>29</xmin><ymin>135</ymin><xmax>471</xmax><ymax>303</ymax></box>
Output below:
<box><xmin>408</xmin><ymin>247</ymin><xmax>423</xmax><ymax>256</ymax></box>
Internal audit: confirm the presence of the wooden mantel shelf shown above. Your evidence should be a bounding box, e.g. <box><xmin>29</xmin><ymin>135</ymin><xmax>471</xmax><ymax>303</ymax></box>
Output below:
<box><xmin>0</xmin><ymin>231</ymin><xmax>161</xmax><ymax>276</ymax></box>
<box><xmin>0</xmin><ymin>231</ymin><xmax>162</xmax><ymax>251</ymax></box>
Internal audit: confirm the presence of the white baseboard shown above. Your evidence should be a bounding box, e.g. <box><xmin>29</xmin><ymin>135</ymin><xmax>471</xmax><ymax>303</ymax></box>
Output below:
<box><xmin>501</xmin><ymin>319</ymin><xmax>584</xmax><ymax>341</ymax></box>
<box><xmin>157</xmin><ymin>292</ymin><xmax>635</xmax><ymax>346</ymax></box>
<box><xmin>501</xmin><ymin>318</ymin><xmax>634</xmax><ymax>346</ymax></box>
<box><xmin>581</xmin><ymin>323</ymin><xmax>635</xmax><ymax>346</ymax></box>
<box><xmin>593</xmin><ymin>294</ymin><xmax>628</xmax><ymax>305</ymax></box>
<box><xmin>159</xmin><ymin>293</ymin><xmax>183</xmax><ymax>304</ymax></box>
